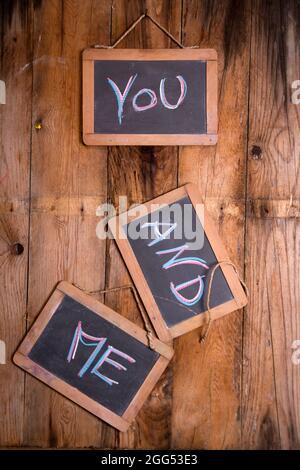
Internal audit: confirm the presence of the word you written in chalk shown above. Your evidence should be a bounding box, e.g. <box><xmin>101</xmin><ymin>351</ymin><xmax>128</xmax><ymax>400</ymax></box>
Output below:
<box><xmin>107</xmin><ymin>73</ymin><xmax>187</xmax><ymax>124</ymax></box>
<box><xmin>92</xmin><ymin>59</ymin><xmax>207</xmax><ymax>135</ymax></box>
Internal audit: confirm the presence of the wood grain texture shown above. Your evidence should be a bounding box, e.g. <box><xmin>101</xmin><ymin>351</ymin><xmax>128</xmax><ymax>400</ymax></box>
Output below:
<box><xmin>172</xmin><ymin>0</ymin><xmax>251</xmax><ymax>449</ymax></box>
<box><xmin>24</xmin><ymin>0</ymin><xmax>110</xmax><ymax>447</ymax></box>
<box><xmin>0</xmin><ymin>1</ymin><xmax>32</xmax><ymax>446</ymax></box>
<box><xmin>242</xmin><ymin>0</ymin><xmax>300</xmax><ymax>449</ymax></box>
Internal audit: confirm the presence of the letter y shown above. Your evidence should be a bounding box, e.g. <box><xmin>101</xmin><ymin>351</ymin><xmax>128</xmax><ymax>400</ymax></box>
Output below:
<box><xmin>107</xmin><ymin>74</ymin><xmax>137</xmax><ymax>124</ymax></box>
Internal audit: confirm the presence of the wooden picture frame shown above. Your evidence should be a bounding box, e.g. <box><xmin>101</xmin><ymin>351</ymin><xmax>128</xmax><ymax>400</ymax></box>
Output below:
<box><xmin>82</xmin><ymin>48</ymin><xmax>218</xmax><ymax>146</ymax></box>
<box><xmin>13</xmin><ymin>281</ymin><xmax>173</xmax><ymax>432</ymax></box>
<box><xmin>109</xmin><ymin>184</ymin><xmax>248</xmax><ymax>342</ymax></box>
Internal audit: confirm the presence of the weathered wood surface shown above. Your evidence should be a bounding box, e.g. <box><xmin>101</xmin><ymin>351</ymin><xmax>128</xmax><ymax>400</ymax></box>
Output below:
<box><xmin>173</xmin><ymin>0</ymin><xmax>251</xmax><ymax>449</ymax></box>
<box><xmin>242</xmin><ymin>0</ymin><xmax>300</xmax><ymax>449</ymax></box>
<box><xmin>0</xmin><ymin>0</ymin><xmax>299</xmax><ymax>449</ymax></box>
<box><xmin>24</xmin><ymin>0</ymin><xmax>110</xmax><ymax>448</ymax></box>
<box><xmin>0</xmin><ymin>1</ymin><xmax>32</xmax><ymax>446</ymax></box>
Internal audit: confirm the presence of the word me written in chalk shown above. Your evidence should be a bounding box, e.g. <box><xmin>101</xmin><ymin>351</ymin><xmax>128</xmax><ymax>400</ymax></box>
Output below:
<box><xmin>67</xmin><ymin>321</ymin><xmax>136</xmax><ymax>386</ymax></box>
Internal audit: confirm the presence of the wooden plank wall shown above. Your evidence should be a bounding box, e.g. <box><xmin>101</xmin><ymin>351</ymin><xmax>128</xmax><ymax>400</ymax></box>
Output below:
<box><xmin>0</xmin><ymin>0</ymin><xmax>299</xmax><ymax>449</ymax></box>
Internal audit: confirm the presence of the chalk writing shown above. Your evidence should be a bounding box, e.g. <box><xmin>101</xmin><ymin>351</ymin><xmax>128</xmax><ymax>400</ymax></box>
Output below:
<box><xmin>107</xmin><ymin>74</ymin><xmax>188</xmax><ymax>124</ymax></box>
<box><xmin>142</xmin><ymin>221</ymin><xmax>177</xmax><ymax>247</ymax></box>
<box><xmin>133</xmin><ymin>88</ymin><xmax>158</xmax><ymax>112</ymax></box>
<box><xmin>156</xmin><ymin>245</ymin><xmax>209</xmax><ymax>271</ymax></box>
<box><xmin>141</xmin><ymin>222</ymin><xmax>209</xmax><ymax>308</ymax></box>
<box><xmin>67</xmin><ymin>321</ymin><xmax>136</xmax><ymax>386</ymax></box>
<box><xmin>170</xmin><ymin>275</ymin><xmax>205</xmax><ymax>306</ymax></box>
<box><xmin>107</xmin><ymin>74</ymin><xmax>137</xmax><ymax>124</ymax></box>
<box><xmin>160</xmin><ymin>76</ymin><xmax>187</xmax><ymax>109</ymax></box>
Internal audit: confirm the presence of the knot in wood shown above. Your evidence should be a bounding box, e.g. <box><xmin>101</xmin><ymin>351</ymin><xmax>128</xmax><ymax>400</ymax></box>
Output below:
<box><xmin>11</xmin><ymin>243</ymin><xmax>24</xmax><ymax>255</ymax></box>
<box><xmin>251</xmin><ymin>145</ymin><xmax>262</xmax><ymax>160</ymax></box>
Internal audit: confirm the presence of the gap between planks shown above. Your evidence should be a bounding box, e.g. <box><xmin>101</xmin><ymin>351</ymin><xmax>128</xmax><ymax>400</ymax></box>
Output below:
<box><xmin>0</xmin><ymin>197</ymin><xmax>299</xmax><ymax>218</ymax></box>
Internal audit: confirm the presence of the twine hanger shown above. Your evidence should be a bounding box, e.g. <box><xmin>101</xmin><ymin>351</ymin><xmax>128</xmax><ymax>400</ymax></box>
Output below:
<box><xmin>93</xmin><ymin>11</ymin><xmax>198</xmax><ymax>49</ymax></box>
<box><xmin>74</xmin><ymin>260</ymin><xmax>248</xmax><ymax>347</ymax></box>
<box><xmin>72</xmin><ymin>283</ymin><xmax>155</xmax><ymax>350</ymax></box>
<box><xmin>200</xmin><ymin>260</ymin><xmax>249</xmax><ymax>343</ymax></box>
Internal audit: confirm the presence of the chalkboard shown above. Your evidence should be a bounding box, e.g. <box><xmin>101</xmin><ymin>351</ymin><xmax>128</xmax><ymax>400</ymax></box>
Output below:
<box><xmin>109</xmin><ymin>184</ymin><xmax>248</xmax><ymax>342</ymax></box>
<box><xmin>83</xmin><ymin>49</ymin><xmax>218</xmax><ymax>146</ymax></box>
<box><xmin>14</xmin><ymin>282</ymin><xmax>173</xmax><ymax>431</ymax></box>
<box><xmin>28</xmin><ymin>296</ymin><xmax>159</xmax><ymax>415</ymax></box>
<box><xmin>94</xmin><ymin>60</ymin><xmax>206</xmax><ymax>134</ymax></box>
<box><xmin>125</xmin><ymin>196</ymin><xmax>233</xmax><ymax>327</ymax></box>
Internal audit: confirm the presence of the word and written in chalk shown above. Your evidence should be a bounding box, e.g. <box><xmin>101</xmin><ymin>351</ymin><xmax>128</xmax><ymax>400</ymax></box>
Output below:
<box><xmin>107</xmin><ymin>74</ymin><xmax>188</xmax><ymax>124</ymax></box>
<box><xmin>141</xmin><ymin>221</ymin><xmax>209</xmax><ymax>309</ymax></box>
<box><xmin>67</xmin><ymin>321</ymin><xmax>136</xmax><ymax>386</ymax></box>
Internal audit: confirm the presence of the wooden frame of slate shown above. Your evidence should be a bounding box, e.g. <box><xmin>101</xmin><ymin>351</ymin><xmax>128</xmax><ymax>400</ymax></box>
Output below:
<box><xmin>82</xmin><ymin>49</ymin><xmax>217</xmax><ymax>145</ymax></box>
<box><xmin>13</xmin><ymin>281</ymin><xmax>173</xmax><ymax>432</ymax></box>
<box><xmin>109</xmin><ymin>184</ymin><xmax>248</xmax><ymax>343</ymax></box>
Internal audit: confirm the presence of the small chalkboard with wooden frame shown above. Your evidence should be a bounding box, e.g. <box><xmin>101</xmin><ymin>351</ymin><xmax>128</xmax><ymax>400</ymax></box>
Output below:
<box><xmin>13</xmin><ymin>281</ymin><xmax>173</xmax><ymax>432</ymax></box>
<box><xmin>109</xmin><ymin>184</ymin><xmax>248</xmax><ymax>343</ymax></box>
<box><xmin>82</xmin><ymin>49</ymin><xmax>218</xmax><ymax>146</ymax></box>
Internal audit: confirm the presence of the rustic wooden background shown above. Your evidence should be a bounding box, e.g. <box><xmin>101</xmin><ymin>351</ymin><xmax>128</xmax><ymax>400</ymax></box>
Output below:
<box><xmin>0</xmin><ymin>0</ymin><xmax>299</xmax><ymax>449</ymax></box>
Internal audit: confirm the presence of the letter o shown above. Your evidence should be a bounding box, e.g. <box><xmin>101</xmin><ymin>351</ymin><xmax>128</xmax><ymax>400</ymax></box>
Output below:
<box><xmin>132</xmin><ymin>88</ymin><xmax>157</xmax><ymax>112</ymax></box>
<box><xmin>160</xmin><ymin>75</ymin><xmax>187</xmax><ymax>109</ymax></box>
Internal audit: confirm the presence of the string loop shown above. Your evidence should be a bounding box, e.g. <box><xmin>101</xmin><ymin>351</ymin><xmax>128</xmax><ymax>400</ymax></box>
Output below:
<box><xmin>72</xmin><ymin>283</ymin><xmax>155</xmax><ymax>350</ymax></box>
<box><xmin>93</xmin><ymin>12</ymin><xmax>197</xmax><ymax>49</ymax></box>
<box><xmin>200</xmin><ymin>260</ymin><xmax>249</xmax><ymax>344</ymax></box>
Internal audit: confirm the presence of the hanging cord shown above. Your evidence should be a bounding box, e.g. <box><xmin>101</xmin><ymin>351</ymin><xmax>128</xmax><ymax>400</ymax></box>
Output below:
<box><xmin>94</xmin><ymin>12</ymin><xmax>197</xmax><ymax>49</ymax></box>
<box><xmin>200</xmin><ymin>260</ymin><xmax>249</xmax><ymax>344</ymax></box>
<box><xmin>72</xmin><ymin>283</ymin><xmax>155</xmax><ymax>350</ymax></box>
